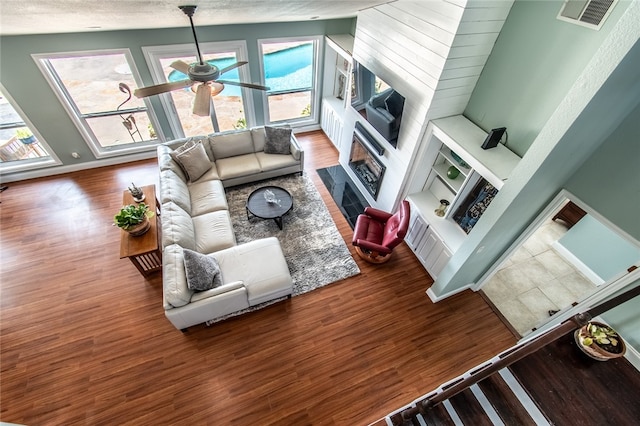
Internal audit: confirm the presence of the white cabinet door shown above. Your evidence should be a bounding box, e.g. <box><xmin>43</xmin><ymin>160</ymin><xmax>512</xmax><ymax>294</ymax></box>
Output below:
<box><xmin>416</xmin><ymin>227</ymin><xmax>452</xmax><ymax>280</ymax></box>
<box><xmin>406</xmin><ymin>213</ymin><xmax>428</xmax><ymax>251</ymax></box>
<box><xmin>429</xmin><ymin>245</ymin><xmax>452</xmax><ymax>280</ymax></box>
<box><xmin>417</xmin><ymin>230</ymin><xmax>439</xmax><ymax>265</ymax></box>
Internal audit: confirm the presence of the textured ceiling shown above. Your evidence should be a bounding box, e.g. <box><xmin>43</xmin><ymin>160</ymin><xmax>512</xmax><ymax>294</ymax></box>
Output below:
<box><xmin>0</xmin><ymin>1</ymin><xmax>392</xmax><ymax>36</ymax></box>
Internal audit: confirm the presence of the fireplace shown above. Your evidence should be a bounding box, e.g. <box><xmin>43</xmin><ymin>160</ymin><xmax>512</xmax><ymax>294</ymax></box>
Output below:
<box><xmin>349</xmin><ymin>125</ymin><xmax>386</xmax><ymax>200</ymax></box>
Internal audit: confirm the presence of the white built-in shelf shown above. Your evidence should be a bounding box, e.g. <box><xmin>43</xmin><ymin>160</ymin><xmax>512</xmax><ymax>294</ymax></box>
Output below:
<box><xmin>326</xmin><ymin>34</ymin><xmax>354</xmax><ymax>58</ymax></box>
<box><xmin>431</xmin><ymin>116</ymin><xmax>520</xmax><ymax>190</ymax></box>
<box><xmin>405</xmin><ymin>115</ymin><xmax>522</xmax><ymax>275</ymax></box>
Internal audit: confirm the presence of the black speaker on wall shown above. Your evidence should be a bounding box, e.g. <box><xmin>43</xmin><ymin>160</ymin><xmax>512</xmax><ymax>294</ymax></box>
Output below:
<box><xmin>481</xmin><ymin>127</ymin><xmax>507</xmax><ymax>150</ymax></box>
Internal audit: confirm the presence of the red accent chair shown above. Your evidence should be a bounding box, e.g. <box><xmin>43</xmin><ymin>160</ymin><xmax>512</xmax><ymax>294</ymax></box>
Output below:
<box><xmin>352</xmin><ymin>200</ymin><xmax>410</xmax><ymax>263</ymax></box>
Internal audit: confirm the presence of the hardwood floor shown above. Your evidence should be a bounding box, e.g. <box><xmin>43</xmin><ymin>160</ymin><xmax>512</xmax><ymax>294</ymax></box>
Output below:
<box><xmin>0</xmin><ymin>131</ymin><xmax>516</xmax><ymax>425</ymax></box>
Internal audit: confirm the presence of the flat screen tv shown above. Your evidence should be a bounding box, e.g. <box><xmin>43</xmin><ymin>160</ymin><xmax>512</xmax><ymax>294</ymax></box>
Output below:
<box><xmin>350</xmin><ymin>60</ymin><xmax>406</xmax><ymax>148</ymax></box>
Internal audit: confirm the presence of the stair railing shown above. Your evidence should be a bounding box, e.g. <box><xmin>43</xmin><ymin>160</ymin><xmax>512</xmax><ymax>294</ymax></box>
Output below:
<box><xmin>389</xmin><ymin>283</ymin><xmax>640</xmax><ymax>425</ymax></box>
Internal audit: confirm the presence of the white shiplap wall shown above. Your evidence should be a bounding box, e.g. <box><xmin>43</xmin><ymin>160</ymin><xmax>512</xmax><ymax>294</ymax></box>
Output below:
<box><xmin>348</xmin><ymin>0</ymin><xmax>513</xmax><ymax>209</ymax></box>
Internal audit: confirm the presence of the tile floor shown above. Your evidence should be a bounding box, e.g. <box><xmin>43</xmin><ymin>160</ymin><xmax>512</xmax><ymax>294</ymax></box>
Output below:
<box><xmin>483</xmin><ymin>219</ymin><xmax>597</xmax><ymax>337</ymax></box>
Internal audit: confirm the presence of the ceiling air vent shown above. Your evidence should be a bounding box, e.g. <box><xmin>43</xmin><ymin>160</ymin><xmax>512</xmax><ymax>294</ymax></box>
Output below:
<box><xmin>557</xmin><ymin>0</ymin><xmax>618</xmax><ymax>30</ymax></box>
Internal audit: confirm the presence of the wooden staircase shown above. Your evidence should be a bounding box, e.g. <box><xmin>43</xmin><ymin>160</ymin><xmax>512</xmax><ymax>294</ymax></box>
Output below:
<box><xmin>373</xmin><ymin>332</ymin><xmax>640</xmax><ymax>425</ymax></box>
<box><xmin>372</xmin><ymin>286</ymin><xmax>640</xmax><ymax>426</ymax></box>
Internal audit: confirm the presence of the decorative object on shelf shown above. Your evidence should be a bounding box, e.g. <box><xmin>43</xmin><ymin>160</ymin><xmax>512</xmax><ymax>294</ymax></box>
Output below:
<box><xmin>128</xmin><ymin>182</ymin><xmax>145</xmax><ymax>202</ymax></box>
<box><xmin>447</xmin><ymin>166</ymin><xmax>460</xmax><ymax>179</ymax></box>
<box><xmin>434</xmin><ymin>199</ymin><xmax>450</xmax><ymax>217</ymax></box>
<box><xmin>453</xmin><ymin>179</ymin><xmax>498</xmax><ymax>233</ymax></box>
<box><xmin>114</xmin><ymin>203</ymin><xmax>155</xmax><ymax>236</ymax></box>
<box><xmin>16</xmin><ymin>129</ymin><xmax>36</xmax><ymax>145</ymax></box>
<box><xmin>575</xmin><ymin>321</ymin><xmax>626</xmax><ymax>361</ymax></box>
<box><xmin>481</xmin><ymin>127</ymin><xmax>507</xmax><ymax>150</ymax></box>
<box><xmin>450</xmin><ymin>150</ymin><xmax>469</xmax><ymax>168</ymax></box>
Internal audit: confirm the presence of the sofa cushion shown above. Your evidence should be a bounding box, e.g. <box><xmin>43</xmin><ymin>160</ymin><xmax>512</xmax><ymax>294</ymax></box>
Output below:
<box><xmin>189</xmin><ymin>179</ymin><xmax>228</xmax><ymax>216</ymax></box>
<box><xmin>192</xmin><ymin>163</ymin><xmax>220</xmax><ymax>182</ymax></box>
<box><xmin>173</xmin><ymin>142</ymin><xmax>212</xmax><ymax>182</ymax></box>
<box><xmin>215</xmin><ymin>154</ymin><xmax>262</xmax><ymax>180</ymax></box>
<box><xmin>183</xmin><ymin>248</ymin><xmax>223</xmax><ymax>291</ymax></box>
<box><xmin>250</xmin><ymin>127</ymin><xmax>267</xmax><ymax>152</ymax></box>
<box><xmin>163</xmin><ymin>244</ymin><xmax>193</xmax><ymax>309</ymax></box>
<box><xmin>161</xmin><ymin>201</ymin><xmax>196</xmax><ymax>251</ymax></box>
<box><xmin>255</xmin><ymin>151</ymin><xmax>300</xmax><ymax>172</ymax></box>
<box><xmin>209</xmin><ymin>130</ymin><xmax>254</xmax><ymax>159</ymax></box>
<box><xmin>264</xmin><ymin>126</ymin><xmax>292</xmax><ymax>155</ymax></box>
<box><xmin>210</xmin><ymin>237</ymin><xmax>293</xmax><ymax>305</ymax></box>
<box><xmin>159</xmin><ymin>169</ymin><xmax>191</xmax><ymax>213</ymax></box>
<box><xmin>192</xmin><ymin>210</ymin><xmax>236</xmax><ymax>253</ymax></box>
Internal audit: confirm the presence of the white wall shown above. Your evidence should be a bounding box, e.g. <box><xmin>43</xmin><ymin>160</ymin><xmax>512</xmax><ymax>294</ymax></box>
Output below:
<box><xmin>343</xmin><ymin>0</ymin><xmax>513</xmax><ymax>211</ymax></box>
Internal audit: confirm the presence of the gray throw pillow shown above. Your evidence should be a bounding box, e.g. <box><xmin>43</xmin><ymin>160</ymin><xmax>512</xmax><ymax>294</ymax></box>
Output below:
<box><xmin>264</xmin><ymin>126</ymin><xmax>292</xmax><ymax>155</ymax></box>
<box><xmin>174</xmin><ymin>142</ymin><xmax>211</xmax><ymax>182</ymax></box>
<box><xmin>169</xmin><ymin>139</ymin><xmax>195</xmax><ymax>178</ymax></box>
<box><xmin>183</xmin><ymin>248</ymin><xmax>222</xmax><ymax>291</ymax></box>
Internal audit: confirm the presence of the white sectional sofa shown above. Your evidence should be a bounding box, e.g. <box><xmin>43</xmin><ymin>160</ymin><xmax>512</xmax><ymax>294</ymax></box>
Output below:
<box><xmin>157</xmin><ymin>126</ymin><xmax>303</xmax><ymax>331</ymax></box>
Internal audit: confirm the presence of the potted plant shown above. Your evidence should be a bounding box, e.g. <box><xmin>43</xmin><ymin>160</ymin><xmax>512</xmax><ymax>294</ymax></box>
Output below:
<box><xmin>114</xmin><ymin>203</ymin><xmax>154</xmax><ymax>236</ymax></box>
<box><xmin>15</xmin><ymin>128</ymin><xmax>36</xmax><ymax>144</ymax></box>
<box><xmin>575</xmin><ymin>321</ymin><xmax>626</xmax><ymax>361</ymax></box>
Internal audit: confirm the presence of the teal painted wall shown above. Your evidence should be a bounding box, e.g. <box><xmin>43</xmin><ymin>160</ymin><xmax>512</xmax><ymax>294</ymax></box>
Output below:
<box><xmin>557</xmin><ymin>215</ymin><xmax>640</xmax><ymax>281</ymax></box>
<box><xmin>464</xmin><ymin>0</ymin><xmax>631</xmax><ymax>157</ymax></box>
<box><xmin>601</xmin><ymin>291</ymin><xmax>640</xmax><ymax>351</ymax></box>
<box><xmin>565</xmin><ymin>101</ymin><xmax>640</xmax><ymax>242</ymax></box>
<box><xmin>0</xmin><ymin>19</ymin><xmax>354</xmax><ymax>166</ymax></box>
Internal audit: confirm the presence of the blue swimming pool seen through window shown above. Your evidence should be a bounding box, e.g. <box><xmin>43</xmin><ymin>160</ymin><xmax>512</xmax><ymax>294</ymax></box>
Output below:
<box><xmin>167</xmin><ymin>43</ymin><xmax>313</xmax><ymax>97</ymax></box>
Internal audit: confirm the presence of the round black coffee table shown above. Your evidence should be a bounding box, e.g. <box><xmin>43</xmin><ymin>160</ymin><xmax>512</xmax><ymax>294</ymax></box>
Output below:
<box><xmin>246</xmin><ymin>186</ymin><xmax>293</xmax><ymax>230</ymax></box>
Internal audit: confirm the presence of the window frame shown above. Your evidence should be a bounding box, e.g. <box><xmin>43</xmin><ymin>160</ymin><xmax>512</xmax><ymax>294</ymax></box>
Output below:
<box><xmin>257</xmin><ymin>35</ymin><xmax>323</xmax><ymax>127</ymax></box>
<box><xmin>142</xmin><ymin>41</ymin><xmax>257</xmax><ymax>139</ymax></box>
<box><xmin>0</xmin><ymin>83</ymin><xmax>61</xmax><ymax>174</ymax></box>
<box><xmin>32</xmin><ymin>48</ymin><xmax>165</xmax><ymax>159</ymax></box>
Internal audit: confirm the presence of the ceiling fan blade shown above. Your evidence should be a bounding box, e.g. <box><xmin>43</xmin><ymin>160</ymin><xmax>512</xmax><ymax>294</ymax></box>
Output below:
<box><xmin>192</xmin><ymin>84</ymin><xmax>211</xmax><ymax>116</ymax></box>
<box><xmin>170</xmin><ymin>60</ymin><xmax>191</xmax><ymax>75</ymax></box>
<box><xmin>133</xmin><ymin>80</ymin><xmax>193</xmax><ymax>98</ymax></box>
<box><xmin>218</xmin><ymin>61</ymin><xmax>248</xmax><ymax>76</ymax></box>
<box><xmin>216</xmin><ymin>80</ymin><xmax>270</xmax><ymax>91</ymax></box>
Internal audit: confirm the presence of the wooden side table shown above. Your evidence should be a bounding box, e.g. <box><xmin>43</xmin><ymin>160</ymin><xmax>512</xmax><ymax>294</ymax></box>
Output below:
<box><xmin>119</xmin><ymin>185</ymin><xmax>162</xmax><ymax>277</ymax></box>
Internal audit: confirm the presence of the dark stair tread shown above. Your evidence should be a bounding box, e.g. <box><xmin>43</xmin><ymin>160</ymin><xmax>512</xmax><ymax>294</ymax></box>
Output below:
<box><xmin>421</xmin><ymin>402</ymin><xmax>456</xmax><ymax>426</ymax></box>
<box><xmin>448</xmin><ymin>388</ymin><xmax>493</xmax><ymax>426</ymax></box>
<box><xmin>477</xmin><ymin>372</ymin><xmax>538</xmax><ymax>426</ymax></box>
<box><xmin>509</xmin><ymin>332</ymin><xmax>640</xmax><ymax>425</ymax></box>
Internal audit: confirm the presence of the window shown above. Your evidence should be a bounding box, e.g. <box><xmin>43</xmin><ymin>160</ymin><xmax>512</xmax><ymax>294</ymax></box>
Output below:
<box><xmin>33</xmin><ymin>49</ymin><xmax>163</xmax><ymax>158</ymax></box>
<box><xmin>258</xmin><ymin>36</ymin><xmax>322</xmax><ymax>125</ymax></box>
<box><xmin>0</xmin><ymin>85</ymin><xmax>60</xmax><ymax>173</ymax></box>
<box><xmin>143</xmin><ymin>41</ymin><xmax>256</xmax><ymax>138</ymax></box>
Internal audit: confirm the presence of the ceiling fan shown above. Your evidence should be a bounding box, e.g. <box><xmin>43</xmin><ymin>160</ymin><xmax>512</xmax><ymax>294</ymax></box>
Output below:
<box><xmin>133</xmin><ymin>5</ymin><xmax>269</xmax><ymax>117</ymax></box>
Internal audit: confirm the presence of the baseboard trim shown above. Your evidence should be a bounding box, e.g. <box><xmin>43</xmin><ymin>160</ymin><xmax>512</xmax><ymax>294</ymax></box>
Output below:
<box><xmin>624</xmin><ymin>343</ymin><xmax>640</xmax><ymax>372</ymax></box>
<box><xmin>426</xmin><ymin>284</ymin><xmax>472</xmax><ymax>303</ymax></box>
<box><xmin>551</xmin><ymin>241</ymin><xmax>605</xmax><ymax>286</ymax></box>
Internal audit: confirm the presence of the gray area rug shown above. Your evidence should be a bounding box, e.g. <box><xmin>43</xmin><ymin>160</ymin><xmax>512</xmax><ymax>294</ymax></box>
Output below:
<box><xmin>208</xmin><ymin>173</ymin><xmax>360</xmax><ymax>323</ymax></box>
